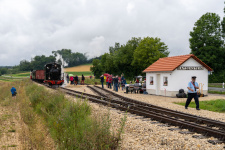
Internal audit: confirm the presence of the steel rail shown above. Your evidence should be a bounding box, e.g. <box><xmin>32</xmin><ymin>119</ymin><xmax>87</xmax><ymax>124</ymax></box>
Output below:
<box><xmin>92</xmin><ymin>85</ymin><xmax>225</xmax><ymax>130</ymax></box>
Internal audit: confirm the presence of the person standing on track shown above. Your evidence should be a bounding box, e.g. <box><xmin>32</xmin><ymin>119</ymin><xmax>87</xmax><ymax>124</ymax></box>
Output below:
<box><xmin>106</xmin><ymin>76</ymin><xmax>109</xmax><ymax>88</ymax></box>
<box><xmin>112</xmin><ymin>76</ymin><xmax>115</xmax><ymax>91</ymax></box>
<box><xmin>66</xmin><ymin>74</ymin><xmax>69</xmax><ymax>83</ymax></box>
<box><xmin>100</xmin><ymin>75</ymin><xmax>104</xmax><ymax>88</ymax></box>
<box><xmin>118</xmin><ymin>76</ymin><xmax>121</xmax><ymax>89</ymax></box>
<box><xmin>114</xmin><ymin>75</ymin><xmax>119</xmax><ymax>92</ymax></box>
<box><xmin>81</xmin><ymin>74</ymin><xmax>85</xmax><ymax>85</ymax></box>
<box><xmin>11</xmin><ymin>87</ymin><xmax>17</xmax><ymax>99</ymax></box>
<box><xmin>108</xmin><ymin>76</ymin><xmax>112</xmax><ymax>89</ymax></box>
<box><xmin>70</xmin><ymin>76</ymin><xmax>74</xmax><ymax>85</ymax></box>
<box><xmin>185</xmin><ymin>76</ymin><xmax>200</xmax><ymax>110</ymax></box>
<box><xmin>74</xmin><ymin>75</ymin><xmax>78</xmax><ymax>85</ymax></box>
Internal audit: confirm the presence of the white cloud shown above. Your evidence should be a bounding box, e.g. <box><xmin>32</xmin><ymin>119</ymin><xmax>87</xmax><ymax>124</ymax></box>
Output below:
<box><xmin>87</xmin><ymin>36</ymin><xmax>105</xmax><ymax>58</ymax></box>
<box><xmin>0</xmin><ymin>0</ymin><xmax>224</xmax><ymax>66</ymax></box>
<box><xmin>127</xmin><ymin>2</ymin><xmax>135</xmax><ymax>14</ymax></box>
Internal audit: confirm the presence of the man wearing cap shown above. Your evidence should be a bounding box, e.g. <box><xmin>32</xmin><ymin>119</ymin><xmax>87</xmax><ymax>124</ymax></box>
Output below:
<box><xmin>185</xmin><ymin>76</ymin><xmax>200</xmax><ymax>110</ymax></box>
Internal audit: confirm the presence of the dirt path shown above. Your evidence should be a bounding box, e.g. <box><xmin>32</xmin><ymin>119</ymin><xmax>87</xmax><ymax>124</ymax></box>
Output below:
<box><xmin>0</xmin><ymin>98</ymin><xmax>22</xmax><ymax>149</ymax></box>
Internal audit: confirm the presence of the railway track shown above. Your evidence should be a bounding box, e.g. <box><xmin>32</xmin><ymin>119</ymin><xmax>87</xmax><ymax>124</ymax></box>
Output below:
<box><xmin>86</xmin><ymin>85</ymin><xmax>225</xmax><ymax>144</ymax></box>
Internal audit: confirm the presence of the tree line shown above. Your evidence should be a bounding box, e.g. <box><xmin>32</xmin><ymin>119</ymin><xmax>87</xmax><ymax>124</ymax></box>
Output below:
<box><xmin>91</xmin><ymin>37</ymin><xmax>169</xmax><ymax>79</ymax></box>
<box><xmin>0</xmin><ymin>49</ymin><xmax>94</xmax><ymax>75</ymax></box>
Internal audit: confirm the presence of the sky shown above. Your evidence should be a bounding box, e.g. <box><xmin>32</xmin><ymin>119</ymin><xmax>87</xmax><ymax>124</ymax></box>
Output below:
<box><xmin>0</xmin><ymin>0</ymin><xmax>224</xmax><ymax>66</ymax></box>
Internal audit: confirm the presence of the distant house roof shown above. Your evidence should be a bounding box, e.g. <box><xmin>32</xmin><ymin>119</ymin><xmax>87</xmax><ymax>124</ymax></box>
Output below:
<box><xmin>143</xmin><ymin>54</ymin><xmax>213</xmax><ymax>72</ymax></box>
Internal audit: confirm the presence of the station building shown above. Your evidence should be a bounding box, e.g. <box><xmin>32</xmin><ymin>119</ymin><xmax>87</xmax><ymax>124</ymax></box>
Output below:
<box><xmin>143</xmin><ymin>54</ymin><xmax>213</xmax><ymax>97</ymax></box>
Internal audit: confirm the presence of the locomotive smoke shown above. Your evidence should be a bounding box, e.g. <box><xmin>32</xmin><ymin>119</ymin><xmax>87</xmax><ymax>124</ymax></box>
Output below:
<box><xmin>55</xmin><ymin>54</ymin><xmax>68</xmax><ymax>87</ymax></box>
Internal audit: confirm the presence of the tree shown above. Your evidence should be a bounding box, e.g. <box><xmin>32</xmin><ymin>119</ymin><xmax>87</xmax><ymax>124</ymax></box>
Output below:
<box><xmin>109</xmin><ymin>43</ymin><xmax>120</xmax><ymax>54</ymax></box>
<box><xmin>90</xmin><ymin>59</ymin><xmax>102</xmax><ymax>78</ymax></box>
<box><xmin>132</xmin><ymin>37</ymin><xmax>169</xmax><ymax>75</ymax></box>
<box><xmin>0</xmin><ymin>68</ymin><xmax>8</xmax><ymax>75</ymax></box>
<box><xmin>52</xmin><ymin>49</ymin><xmax>88</xmax><ymax>67</ymax></box>
<box><xmin>113</xmin><ymin>37</ymin><xmax>141</xmax><ymax>78</ymax></box>
<box><xmin>19</xmin><ymin>60</ymin><xmax>32</xmax><ymax>71</ymax></box>
<box><xmin>31</xmin><ymin>55</ymin><xmax>56</xmax><ymax>70</ymax></box>
<box><xmin>190</xmin><ymin>12</ymin><xmax>225</xmax><ymax>72</ymax></box>
<box><xmin>221</xmin><ymin>2</ymin><xmax>225</xmax><ymax>37</ymax></box>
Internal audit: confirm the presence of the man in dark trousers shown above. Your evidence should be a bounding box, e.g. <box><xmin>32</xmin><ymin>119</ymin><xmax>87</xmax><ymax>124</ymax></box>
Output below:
<box><xmin>74</xmin><ymin>75</ymin><xmax>78</xmax><ymax>85</ymax></box>
<box><xmin>185</xmin><ymin>76</ymin><xmax>200</xmax><ymax>110</ymax></box>
<box><xmin>66</xmin><ymin>74</ymin><xmax>69</xmax><ymax>83</ymax></box>
<box><xmin>114</xmin><ymin>75</ymin><xmax>119</xmax><ymax>92</ymax></box>
<box><xmin>100</xmin><ymin>75</ymin><xmax>104</xmax><ymax>88</ymax></box>
<box><xmin>81</xmin><ymin>74</ymin><xmax>85</xmax><ymax>85</ymax></box>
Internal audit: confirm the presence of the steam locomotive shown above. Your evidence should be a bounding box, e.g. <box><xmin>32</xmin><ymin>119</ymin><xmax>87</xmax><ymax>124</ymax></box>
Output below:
<box><xmin>31</xmin><ymin>62</ymin><xmax>64</xmax><ymax>86</ymax></box>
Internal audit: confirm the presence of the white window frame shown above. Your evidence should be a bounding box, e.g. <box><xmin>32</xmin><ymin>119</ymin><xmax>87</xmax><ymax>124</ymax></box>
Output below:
<box><xmin>150</xmin><ymin>76</ymin><xmax>154</xmax><ymax>85</ymax></box>
<box><xmin>163</xmin><ymin>76</ymin><xmax>168</xmax><ymax>86</ymax></box>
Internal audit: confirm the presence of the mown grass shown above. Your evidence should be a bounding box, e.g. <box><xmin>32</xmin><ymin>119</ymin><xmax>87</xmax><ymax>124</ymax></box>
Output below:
<box><xmin>0</xmin><ymin>76</ymin><xmax>23</xmax><ymax>82</ymax></box>
<box><xmin>84</xmin><ymin>78</ymin><xmax>101</xmax><ymax>85</ymax></box>
<box><xmin>175</xmin><ymin>99</ymin><xmax>225</xmax><ymax>112</ymax></box>
<box><xmin>208</xmin><ymin>83</ymin><xmax>224</xmax><ymax>88</ymax></box>
<box><xmin>3</xmin><ymin>73</ymin><xmax>30</xmax><ymax>77</ymax></box>
<box><xmin>66</xmin><ymin>71</ymin><xmax>93</xmax><ymax>76</ymax></box>
<box><xmin>208</xmin><ymin>90</ymin><xmax>225</xmax><ymax>95</ymax></box>
<box><xmin>25</xmin><ymin>81</ymin><xmax>125</xmax><ymax>149</ymax></box>
<box><xmin>65</xmin><ymin>77</ymin><xmax>101</xmax><ymax>85</ymax></box>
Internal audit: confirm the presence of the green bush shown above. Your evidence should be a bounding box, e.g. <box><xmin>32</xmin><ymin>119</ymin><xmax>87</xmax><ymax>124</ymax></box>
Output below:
<box><xmin>209</xmin><ymin>70</ymin><xmax>225</xmax><ymax>83</ymax></box>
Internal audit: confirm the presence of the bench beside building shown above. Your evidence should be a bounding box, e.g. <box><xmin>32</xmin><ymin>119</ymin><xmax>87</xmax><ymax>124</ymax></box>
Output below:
<box><xmin>143</xmin><ymin>54</ymin><xmax>213</xmax><ymax>97</ymax></box>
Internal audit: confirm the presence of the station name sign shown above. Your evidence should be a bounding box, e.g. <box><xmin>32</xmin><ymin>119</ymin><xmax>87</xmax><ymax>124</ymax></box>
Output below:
<box><xmin>177</xmin><ymin>66</ymin><xmax>204</xmax><ymax>70</ymax></box>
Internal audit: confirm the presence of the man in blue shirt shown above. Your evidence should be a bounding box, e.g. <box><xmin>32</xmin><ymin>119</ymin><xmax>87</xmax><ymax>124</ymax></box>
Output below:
<box><xmin>11</xmin><ymin>87</ymin><xmax>17</xmax><ymax>99</ymax></box>
<box><xmin>185</xmin><ymin>76</ymin><xmax>200</xmax><ymax>110</ymax></box>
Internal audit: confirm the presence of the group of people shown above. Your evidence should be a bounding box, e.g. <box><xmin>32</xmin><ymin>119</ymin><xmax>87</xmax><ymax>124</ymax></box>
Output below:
<box><xmin>66</xmin><ymin>74</ymin><xmax>85</xmax><ymax>85</ymax></box>
<box><xmin>100</xmin><ymin>74</ymin><xmax>127</xmax><ymax>92</ymax></box>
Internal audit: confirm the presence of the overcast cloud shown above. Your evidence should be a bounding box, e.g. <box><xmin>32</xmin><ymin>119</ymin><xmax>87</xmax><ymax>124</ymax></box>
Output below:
<box><xmin>0</xmin><ymin>0</ymin><xmax>224</xmax><ymax>66</ymax></box>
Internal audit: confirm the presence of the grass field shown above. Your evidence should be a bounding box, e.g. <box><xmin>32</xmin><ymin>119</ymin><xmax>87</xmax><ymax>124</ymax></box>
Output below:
<box><xmin>208</xmin><ymin>83</ymin><xmax>224</xmax><ymax>88</ymax></box>
<box><xmin>4</xmin><ymin>73</ymin><xmax>30</xmax><ymax>78</ymax></box>
<box><xmin>208</xmin><ymin>91</ymin><xmax>225</xmax><ymax>95</ymax></box>
<box><xmin>0</xmin><ymin>76</ymin><xmax>24</xmax><ymax>82</ymax></box>
<box><xmin>175</xmin><ymin>99</ymin><xmax>225</xmax><ymax>112</ymax></box>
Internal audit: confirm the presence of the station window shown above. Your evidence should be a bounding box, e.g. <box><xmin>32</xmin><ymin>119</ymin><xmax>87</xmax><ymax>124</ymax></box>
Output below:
<box><xmin>163</xmin><ymin>77</ymin><xmax>168</xmax><ymax>86</ymax></box>
<box><xmin>150</xmin><ymin>76</ymin><xmax>153</xmax><ymax>85</ymax></box>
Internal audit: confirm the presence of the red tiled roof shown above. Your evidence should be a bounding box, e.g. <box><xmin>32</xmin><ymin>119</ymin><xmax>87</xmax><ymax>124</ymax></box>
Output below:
<box><xmin>143</xmin><ymin>54</ymin><xmax>213</xmax><ymax>72</ymax></box>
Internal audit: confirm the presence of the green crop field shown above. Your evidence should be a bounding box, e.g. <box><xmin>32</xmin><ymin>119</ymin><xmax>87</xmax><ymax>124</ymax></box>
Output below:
<box><xmin>4</xmin><ymin>73</ymin><xmax>30</xmax><ymax>78</ymax></box>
